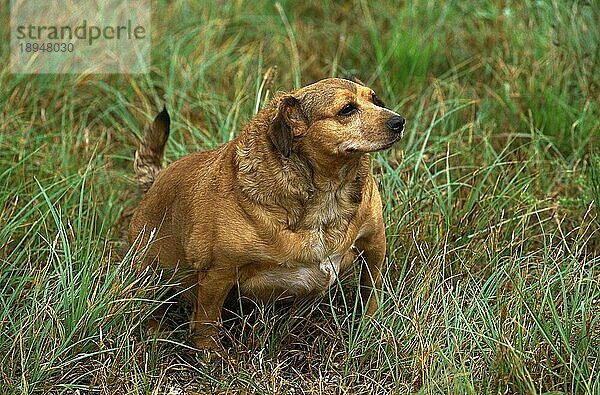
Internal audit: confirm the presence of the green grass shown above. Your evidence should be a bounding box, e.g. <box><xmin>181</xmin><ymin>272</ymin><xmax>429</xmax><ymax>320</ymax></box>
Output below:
<box><xmin>1</xmin><ymin>0</ymin><xmax>599</xmax><ymax>393</ymax></box>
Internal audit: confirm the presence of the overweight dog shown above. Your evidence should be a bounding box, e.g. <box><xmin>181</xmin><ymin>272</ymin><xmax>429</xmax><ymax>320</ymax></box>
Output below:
<box><xmin>128</xmin><ymin>78</ymin><xmax>405</xmax><ymax>349</ymax></box>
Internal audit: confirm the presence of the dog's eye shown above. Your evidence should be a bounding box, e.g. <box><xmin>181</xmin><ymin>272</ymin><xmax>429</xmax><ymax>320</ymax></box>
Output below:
<box><xmin>338</xmin><ymin>103</ymin><xmax>358</xmax><ymax>116</ymax></box>
<box><xmin>371</xmin><ymin>92</ymin><xmax>386</xmax><ymax>108</ymax></box>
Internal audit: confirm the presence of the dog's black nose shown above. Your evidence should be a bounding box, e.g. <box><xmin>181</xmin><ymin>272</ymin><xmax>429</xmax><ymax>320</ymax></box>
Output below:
<box><xmin>386</xmin><ymin>115</ymin><xmax>405</xmax><ymax>133</ymax></box>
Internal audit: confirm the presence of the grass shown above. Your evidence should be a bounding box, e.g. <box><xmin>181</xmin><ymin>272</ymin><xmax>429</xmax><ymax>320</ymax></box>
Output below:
<box><xmin>1</xmin><ymin>0</ymin><xmax>599</xmax><ymax>393</ymax></box>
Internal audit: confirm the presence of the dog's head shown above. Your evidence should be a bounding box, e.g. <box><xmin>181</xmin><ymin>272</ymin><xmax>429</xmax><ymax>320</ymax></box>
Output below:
<box><xmin>268</xmin><ymin>78</ymin><xmax>405</xmax><ymax>163</ymax></box>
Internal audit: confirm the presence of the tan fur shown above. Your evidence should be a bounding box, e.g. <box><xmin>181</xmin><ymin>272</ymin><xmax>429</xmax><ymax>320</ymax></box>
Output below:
<box><xmin>128</xmin><ymin>78</ymin><xmax>405</xmax><ymax>349</ymax></box>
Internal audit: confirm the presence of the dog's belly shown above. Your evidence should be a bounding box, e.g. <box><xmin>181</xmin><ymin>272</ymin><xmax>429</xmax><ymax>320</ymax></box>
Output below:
<box><xmin>239</xmin><ymin>251</ymin><xmax>355</xmax><ymax>301</ymax></box>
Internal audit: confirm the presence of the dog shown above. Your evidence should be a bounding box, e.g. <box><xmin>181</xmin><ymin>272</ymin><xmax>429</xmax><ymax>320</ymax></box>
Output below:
<box><xmin>128</xmin><ymin>78</ymin><xmax>405</xmax><ymax>349</ymax></box>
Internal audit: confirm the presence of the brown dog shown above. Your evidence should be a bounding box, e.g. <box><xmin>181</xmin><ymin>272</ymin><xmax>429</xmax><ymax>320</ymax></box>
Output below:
<box><xmin>128</xmin><ymin>78</ymin><xmax>405</xmax><ymax>348</ymax></box>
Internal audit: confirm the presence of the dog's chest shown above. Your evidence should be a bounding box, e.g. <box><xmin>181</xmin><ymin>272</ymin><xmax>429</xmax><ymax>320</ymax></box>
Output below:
<box><xmin>239</xmin><ymin>245</ymin><xmax>355</xmax><ymax>299</ymax></box>
<box><xmin>240</xmin><ymin>189</ymin><xmax>359</xmax><ymax>298</ymax></box>
<box><xmin>303</xmin><ymin>187</ymin><xmax>356</xmax><ymax>240</ymax></box>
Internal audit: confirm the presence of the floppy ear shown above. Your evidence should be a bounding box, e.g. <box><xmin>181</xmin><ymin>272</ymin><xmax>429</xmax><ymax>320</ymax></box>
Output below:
<box><xmin>268</xmin><ymin>95</ymin><xmax>304</xmax><ymax>158</ymax></box>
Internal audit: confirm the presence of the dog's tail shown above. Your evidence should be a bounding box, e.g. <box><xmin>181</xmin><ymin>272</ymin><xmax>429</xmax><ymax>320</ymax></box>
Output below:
<box><xmin>134</xmin><ymin>107</ymin><xmax>170</xmax><ymax>192</ymax></box>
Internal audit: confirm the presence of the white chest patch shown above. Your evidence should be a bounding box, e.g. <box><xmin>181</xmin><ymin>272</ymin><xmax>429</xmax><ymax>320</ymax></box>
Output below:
<box><xmin>240</xmin><ymin>249</ymin><xmax>348</xmax><ymax>298</ymax></box>
<box><xmin>277</xmin><ymin>252</ymin><xmax>344</xmax><ymax>294</ymax></box>
<box><xmin>318</xmin><ymin>255</ymin><xmax>342</xmax><ymax>286</ymax></box>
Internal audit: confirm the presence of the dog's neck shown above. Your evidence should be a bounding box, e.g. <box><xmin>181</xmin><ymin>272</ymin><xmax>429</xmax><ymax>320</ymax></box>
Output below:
<box><xmin>234</xmin><ymin>109</ymin><xmax>369</xmax><ymax>231</ymax></box>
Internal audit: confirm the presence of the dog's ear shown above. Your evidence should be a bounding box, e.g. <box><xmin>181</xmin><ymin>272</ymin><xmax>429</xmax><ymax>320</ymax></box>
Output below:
<box><xmin>269</xmin><ymin>94</ymin><xmax>305</xmax><ymax>158</ymax></box>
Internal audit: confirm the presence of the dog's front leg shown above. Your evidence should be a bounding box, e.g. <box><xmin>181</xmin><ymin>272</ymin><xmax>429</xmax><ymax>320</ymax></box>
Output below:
<box><xmin>355</xmin><ymin>224</ymin><xmax>386</xmax><ymax>316</ymax></box>
<box><xmin>190</xmin><ymin>267</ymin><xmax>236</xmax><ymax>350</ymax></box>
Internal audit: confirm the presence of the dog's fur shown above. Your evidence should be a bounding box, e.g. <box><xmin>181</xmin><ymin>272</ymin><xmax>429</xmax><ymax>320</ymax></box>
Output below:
<box><xmin>128</xmin><ymin>78</ymin><xmax>405</xmax><ymax>348</ymax></box>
